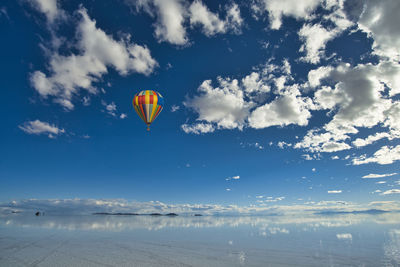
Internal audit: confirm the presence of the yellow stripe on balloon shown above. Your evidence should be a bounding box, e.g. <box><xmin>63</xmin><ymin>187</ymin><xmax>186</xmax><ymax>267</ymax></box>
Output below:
<box><xmin>149</xmin><ymin>93</ymin><xmax>158</xmax><ymax>122</ymax></box>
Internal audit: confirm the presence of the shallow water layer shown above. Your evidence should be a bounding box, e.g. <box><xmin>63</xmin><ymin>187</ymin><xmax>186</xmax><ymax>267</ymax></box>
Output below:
<box><xmin>0</xmin><ymin>213</ymin><xmax>399</xmax><ymax>266</ymax></box>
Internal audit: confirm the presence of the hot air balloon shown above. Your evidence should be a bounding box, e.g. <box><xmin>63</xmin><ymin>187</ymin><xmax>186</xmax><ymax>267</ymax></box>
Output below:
<box><xmin>132</xmin><ymin>90</ymin><xmax>164</xmax><ymax>131</ymax></box>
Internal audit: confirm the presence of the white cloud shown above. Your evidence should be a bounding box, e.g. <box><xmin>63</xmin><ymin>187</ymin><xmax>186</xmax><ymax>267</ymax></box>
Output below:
<box><xmin>181</xmin><ymin>122</ymin><xmax>215</xmax><ymax>134</ymax></box>
<box><xmin>225</xmin><ymin>3</ymin><xmax>243</xmax><ymax>34</ymax></box>
<box><xmin>189</xmin><ymin>1</ymin><xmax>225</xmax><ymax>36</ymax></box>
<box><xmin>298</xmin><ymin>23</ymin><xmax>339</xmax><ymax>64</ymax></box>
<box><xmin>336</xmin><ymin>233</ymin><xmax>352</xmax><ymax>240</ymax></box>
<box><xmin>226</xmin><ymin>175</ymin><xmax>240</xmax><ymax>181</ymax></box>
<box><xmin>242</xmin><ymin>72</ymin><xmax>270</xmax><ymax>94</ymax></box>
<box><xmin>189</xmin><ymin>1</ymin><xmax>243</xmax><ymax>36</ymax></box>
<box><xmin>183</xmin><ymin>60</ymin><xmax>305</xmax><ymax>133</ymax></box>
<box><xmin>248</xmin><ymin>85</ymin><xmax>312</xmax><ymax>129</ymax></box>
<box><xmin>376</xmin><ymin>181</ymin><xmax>386</xmax><ymax>184</ymax></box>
<box><xmin>27</xmin><ymin>0</ymin><xmax>64</xmax><ymax>23</ymax></box>
<box><xmin>102</xmin><ymin>101</ymin><xmax>126</xmax><ymax>119</ymax></box>
<box><xmin>356</xmin><ymin>0</ymin><xmax>400</xmax><ymax>60</ymax></box>
<box><xmin>130</xmin><ymin>0</ymin><xmax>242</xmax><ymax>45</ymax></box>
<box><xmin>277</xmin><ymin>141</ymin><xmax>292</xmax><ymax>149</ymax></box>
<box><xmin>353</xmin><ymin>145</ymin><xmax>400</xmax><ymax>165</ymax></box>
<box><xmin>328</xmin><ymin>190</ymin><xmax>342</xmax><ymax>194</ymax></box>
<box><xmin>352</xmin><ymin>132</ymin><xmax>391</xmax><ymax>147</ymax></box>
<box><xmin>184</xmin><ymin>78</ymin><xmax>252</xmax><ymax>130</ymax></box>
<box><xmin>19</xmin><ymin>120</ymin><xmax>65</xmax><ymax>138</ymax></box>
<box><xmin>381</xmin><ymin>189</ymin><xmax>400</xmax><ymax>195</ymax></box>
<box><xmin>31</xmin><ymin>7</ymin><xmax>157</xmax><ymax>109</ymax></box>
<box><xmin>312</xmin><ymin>168</ymin><xmax>316</xmax><ymax>172</ymax></box>
<box><xmin>362</xmin><ymin>173</ymin><xmax>398</xmax><ymax>179</ymax></box>
<box><xmin>171</xmin><ymin>105</ymin><xmax>180</xmax><ymax>112</ymax></box>
<box><xmin>296</xmin><ymin>61</ymin><xmax>400</xmax><ymax>154</ymax></box>
<box><xmin>252</xmin><ymin>0</ymin><xmax>321</xmax><ymax>30</ymax></box>
<box><xmin>331</xmin><ymin>155</ymin><xmax>339</xmax><ymax>160</ymax></box>
<box><xmin>258</xmin><ymin>196</ymin><xmax>285</xmax><ymax>203</ymax></box>
<box><xmin>105</xmin><ymin>101</ymin><xmax>117</xmax><ymax>116</ymax></box>
<box><xmin>132</xmin><ymin>0</ymin><xmax>188</xmax><ymax>45</ymax></box>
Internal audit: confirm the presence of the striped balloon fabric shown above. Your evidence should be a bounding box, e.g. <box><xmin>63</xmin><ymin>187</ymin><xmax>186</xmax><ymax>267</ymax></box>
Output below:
<box><xmin>132</xmin><ymin>90</ymin><xmax>164</xmax><ymax>130</ymax></box>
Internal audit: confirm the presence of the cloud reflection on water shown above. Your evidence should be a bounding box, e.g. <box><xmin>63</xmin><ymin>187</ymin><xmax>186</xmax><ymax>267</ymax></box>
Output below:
<box><xmin>1</xmin><ymin>213</ymin><xmax>400</xmax><ymax>232</ymax></box>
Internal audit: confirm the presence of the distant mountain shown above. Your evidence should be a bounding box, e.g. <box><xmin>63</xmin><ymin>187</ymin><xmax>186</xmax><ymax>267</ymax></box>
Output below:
<box><xmin>315</xmin><ymin>209</ymin><xmax>389</xmax><ymax>215</ymax></box>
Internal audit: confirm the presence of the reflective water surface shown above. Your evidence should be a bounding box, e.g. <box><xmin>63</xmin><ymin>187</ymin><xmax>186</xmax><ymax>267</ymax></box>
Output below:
<box><xmin>0</xmin><ymin>213</ymin><xmax>399</xmax><ymax>266</ymax></box>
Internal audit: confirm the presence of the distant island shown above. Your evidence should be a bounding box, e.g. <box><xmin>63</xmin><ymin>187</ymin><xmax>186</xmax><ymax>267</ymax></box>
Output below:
<box><xmin>93</xmin><ymin>212</ymin><xmax>179</xmax><ymax>216</ymax></box>
<box><xmin>93</xmin><ymin>212</ymin><xmax>139</xmax><ymax>216</ymax></box>
<box><xmin>315</xmin><ymin>209</ymin><xmax>389</xmax><ymax>215</ymax></box>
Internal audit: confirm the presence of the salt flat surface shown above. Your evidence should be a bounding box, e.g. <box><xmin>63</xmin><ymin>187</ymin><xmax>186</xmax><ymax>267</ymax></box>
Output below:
<box><xmin>0</xmin><ymin>213</ymin><xmax>399</xmax><ymax>266</ymax></box>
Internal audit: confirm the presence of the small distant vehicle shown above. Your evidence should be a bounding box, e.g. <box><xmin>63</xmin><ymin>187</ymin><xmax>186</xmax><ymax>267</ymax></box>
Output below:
<box><xmin>132</xmin><ymin>90</ymin><xmax>164</xmax><ymax>131</ymax></box>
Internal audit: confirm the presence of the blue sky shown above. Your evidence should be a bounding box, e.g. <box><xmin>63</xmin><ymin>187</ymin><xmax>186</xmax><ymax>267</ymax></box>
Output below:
<box><xmin>1</xmin><ymin>0</ymin><xmax>400</xmax><ymax>213</ymax></box>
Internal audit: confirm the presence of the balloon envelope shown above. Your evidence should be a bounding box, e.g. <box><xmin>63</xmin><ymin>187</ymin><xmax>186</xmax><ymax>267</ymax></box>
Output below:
<box><xmin>132</xmin><ymin>90</ymin><xmax>164</xmax><ymax>129</ymax></box>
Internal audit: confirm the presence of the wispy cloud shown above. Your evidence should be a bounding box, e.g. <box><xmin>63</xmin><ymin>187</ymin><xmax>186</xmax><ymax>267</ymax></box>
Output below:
<box><xmin>29</xmin><ymin>5</ymin><xmax>157</xmax><ymax>110</ymax></box>
<box><xmin>328</xmin><ymin>190</ymin><xmax>342</xmax><ymax>194</ymax></box>
<box><xmin>226</xmin><ymin>175</ymin><xmax>240</xmax><ymax>181</ymax></box>
<box><xmin>19</xmin><ymin>120</ymin><xmax>65</xmax><ymax>138</ymax></box>
<box><xmin>362</xmin><ymin>173</ymin><xmax>398</xmax><ymax>179</ymax></box>
<box><xmin>381</xmin><ymin>189</ymin><xmax>400</xmax><ymax>195</ymax></box>
<box><xmin>171</xmin><ymin>105</ymin><xmax>180</xmax><ymax>112</ymax></box>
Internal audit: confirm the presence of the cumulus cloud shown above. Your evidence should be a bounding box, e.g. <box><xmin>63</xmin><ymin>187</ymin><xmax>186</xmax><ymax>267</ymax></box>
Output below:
<box><xmin>248</xmin><ymin>85</ymin><xmax>312</xmax><ymax>129</ymax></box>
<box><xmin>362</xmin><ymin>173</ymin><xmax>398</xmax><ymax>179</ymax></box>
<box><xmin>129</xmin><ymin>0</ymin><xmax>243</xmax><ymax>45</ymax></box>
<box><xmin>353</xmin><ymin>145</ymin><xmax>400</xmax><ymax>165</ymax></box>
<box><xmin>296</xmin><ymin>61</ymin><xmax>400</xmax><ymax>154</ymax></box>
<box><xmin>189</xmin><ymin>1</ymin><xmax>242</xmax><ymax>36</ymax></box>
<box><xmin>132</xmin><ymin>0</ymin><xmax>188</xmax><ymax>45</ymax></box>
<box><xmin>184</xmin><ymin>78</ymin><xmax>252</xmax><ymax>130</ymax></box>
<box><xmin>355</xmin><ymin>0</ymin><xmax>400</xmax><ymax>60</ymax></box>
<box><xmin>352</xmin><ymin>132</ymin><xmax>392</xmax><ymax>147</ymax></box>
<box><xmin>183</xmin><ymin>60</ymin><xmax>314</xmax><ymax>132</ymax></box>
<box><xmin>298</xmin><ymin>23</ymin><xmax>340</xmax><ymax>64</ymax></box>
<box><xmin>251</xmin><ymin>0</ymin><xmax>321</xmax><ymax>30</ymax></box>
<box><xmin>30</xmin><ymin>7</ymin><xmax>157</xmax><ymax>109</ymax></box>
<box><xmin>19</xmin><ymin>120</ymin><xmax>65</xmax><ymax>138</ymax></box>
